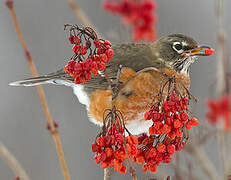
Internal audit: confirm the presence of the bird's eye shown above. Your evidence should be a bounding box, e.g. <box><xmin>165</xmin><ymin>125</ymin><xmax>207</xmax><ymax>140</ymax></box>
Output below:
<box><xmin>173</xmin><ymin>42</ymin><xmax>183</xmax><ymax>53</ymax></box>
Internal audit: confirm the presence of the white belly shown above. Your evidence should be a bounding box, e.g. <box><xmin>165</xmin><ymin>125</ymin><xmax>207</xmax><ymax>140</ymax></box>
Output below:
<box><xmin>54</xmin><ymin>80</ymin><xmax>150</xmax><ymax>135</ymax></box>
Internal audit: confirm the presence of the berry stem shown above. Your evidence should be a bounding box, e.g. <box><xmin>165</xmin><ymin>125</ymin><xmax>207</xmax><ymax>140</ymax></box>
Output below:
<box><xmin>65</xmin><ymin>0</ymin><xmax>104</xmax><ymax>39</ymax></box>
<box><xmin>103</xmin><ymin>168</ymin><xmax>111</xmax><ymax>180</ymax></box>
<box><xmin>5</xmin><ymin>1</ymin><xmax>71</xmax><ymax>180</ymax></box>
<box><xmin>0</xmin><ymin>141</ymin><xmax>31</xmax><ymax>180</ymax></box>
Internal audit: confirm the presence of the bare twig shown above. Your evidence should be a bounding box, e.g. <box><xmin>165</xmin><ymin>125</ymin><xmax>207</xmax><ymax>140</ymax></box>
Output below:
<box><xmin>127</xmin><ymin>158</ymin><xmax>137</xmax><ymax>180</ymax></box>
<box><xmin>216</xmin><ymin>0</ymin><xmax>229</xmax><ymax>95</ymax></box>
<box><xmin>215</xmin><ymin>0</ymin><xmax>229</xmax><ymax>177</ymax></box>
<box><xmin>104</xmin><ymin>168</ymin><xmax>111</xmax><ymax>180</ymax></box>
<box><xmin>0</xmin><ymin>141</ymin><xmax>31</xmax><ymax>180</ymax></box>
<box><xmin>65</xmin><ymin>0</ymin><xmax>104</xmax><ymax>39</ymax></box>
<box><xmin>5</xmin><ymin>1</ymin><xmax>71</xmax><ymax>180</ymax></box>
<box><xmin>185</xmin><ymin>143</ymin><xmax>222</xmax><ymax>180</ymax></box>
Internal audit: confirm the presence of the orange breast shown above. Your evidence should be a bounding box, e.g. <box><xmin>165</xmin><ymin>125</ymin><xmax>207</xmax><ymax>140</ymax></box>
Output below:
<box><xmin>88</xmin><ymin>68</ymin><xmax>190</xmax><ymax>125</ymax></box>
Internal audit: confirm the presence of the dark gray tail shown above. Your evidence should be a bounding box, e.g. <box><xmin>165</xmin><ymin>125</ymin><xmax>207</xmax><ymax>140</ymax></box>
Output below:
<box><xmin>9</xmin><ymin>69</ymin><xmax>68</xmax><ymax>87</ymax></box>
<box><xmin>9</xmin><ymin>76</ymin><xmax>56</xmax><ymax>86</ymax></box>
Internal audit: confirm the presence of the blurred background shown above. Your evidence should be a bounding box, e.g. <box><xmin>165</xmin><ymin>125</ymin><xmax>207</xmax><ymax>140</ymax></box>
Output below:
<box><xmin>0</xmin><ymin>0</ymin><xmax>230</xmax><ymax>179</ymax></box>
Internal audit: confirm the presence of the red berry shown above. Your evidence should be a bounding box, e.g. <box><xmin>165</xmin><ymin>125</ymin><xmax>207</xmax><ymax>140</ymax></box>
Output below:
<box><xmin>93</xmin><ymin>40</ymin><xmax>102</xmax><ymax>48</ymax></box>
<box><xmin>185</xmin><ymin>121</ymin><xmax>192</xmax><ymax>129</ymax></box>
<box><xmin>148</xmin><ymin>147</ymin><xmax>157</xmax><ymax>158</ymax></box>
<box><xmin>167</xmin><ymin>144</ymin><xmax>175</xmax><ymax>154</ymax></box>
<box><xmin>115</xmin><ymin>133</ymin><xmax>124</xmax><ymax>145</ymax></box>
<box><xmin>80</xmin><ymin>46</ymin><xmax>88</xmax><ymax>55</ymax></box>
<box><xmin>101</xmin><ymin>162</ymin><xmax>108</xmax><ymax>169</ymax></box>
<box><xmin>69</xmin><ymin>35</ymin><xmax>75</xmax><ymax>44</ymax></box>
<box><xmin>69</xmin><ymin>35</ymin><xmax>80</xmax><ymax>44</ymax></box>
<box><xmin>136</xmin><ymin>155</ymin><xmax>144</xmax><ymax>164</ymax></box>
<box><xmin>100</xmin><ymin>53</ymin><xmax>108</xmax><ymax>63</ymax></box>
<box><xmin>104</xmin><ymin>40</ymin><xmax>112</xmax><ymax>46</ymax></box>
<box><xmin>142</xmin><ymin>164</ymin><xmax>148</xmax><ymax>172</ymax></box>
<box><xmin>92</xmin><ymin>143</ymin><xmax>101</xmax><ymax>153</ymax></box>
<box><xmin>204</xmin><ymin>48</ymin><xmax>214</xmax><ymax>56</ymax></box>
<box><xmin>98</xmin><ymin>62</ymin><xmax>106</xmax><ymax>71</ymax></box>
<box><xmin>173</xmin><ymin>119</ymin><xmax>182</xmax><ymax>128</ymax></box>
<box><xmin>72</xmin><ymin>44</ymin><xmax>81</xmax><ymax>53</ymax></box>
<box><xmin>82</xmin><ymin>59</ymin><xmax>92</xmax><ymax>71</ymax></box>
<box><xmin>157</xmin><ymin>143</ymin><xmax>166</xmax><ymax>153</ymax></box>
<box><xmin>105</xmin><ymin>147</ymin><xmax>113</xmax><ymax>157</ymax></box>
<box><xmin>94</xmin><ymin>155</ymin><xmax>101</xmax><ymax>164</ymax></box>
<box><xmin>93</xmin><ymin>55</ymin><xmax>100</xmax><ymax>62</ymax></box>
<box><xmin>105</xmin><ymin>48</ymin><xmax>114</xmax><ymax>59</ymax></box>
<box><xmin>149</xmin><ymin>126</ymin><xmax>156</xmax><ymax>135</ymax></box>
<box><xmin>189</xmin><ymin>118</ymin><xmax>199</xmax><ymax>126</ymax></box>
<box><xmin>163</xmin><ymin>154</ymin><xmax>172</xmax><ymax>163</ymax></box>
<box><xmin>74</xmin><ymin>76</ymin><xmax>81</xmax><ymax>84</ymax></box>
<box><xmin>180</xmin><ymin>112</ymin><xmax>189</xmax><ymax>121</ymax></box>
<box><xmin>96</xmin><ymin>137</ymin><xmax>105</xmax><ymax>147</ymax></box>
<box><xmin>74</xmin><ymin>62</ymin><xmax>83</xmax><ymax>75</ymax></box>
<box><xmin>149</xmin><ymin>164</ymin><xmax>157</xmax><ymax>172</ymax></box>
<box><xmin>144</xmin><ymin>110</ymin><xmax>152</xmax><ymax>120</ymax></box>
<box><xmin>120</xmin><ymin>165</ymin><xmax>127</xmax><ymax>174</ymax></box>
<box><xmin>175</xmin><ymin>128</ymin><xmax>182</xmax><ymax>137</ymax></box>
<box><xmin>84</xmin><ymin>71</ymin><xmax>92</xmax><ymax>81</ymax></box>
<box><xmin>64</xmin><ymin>60</ymin><xmax>76</xmax><ymax>74</ymax></box>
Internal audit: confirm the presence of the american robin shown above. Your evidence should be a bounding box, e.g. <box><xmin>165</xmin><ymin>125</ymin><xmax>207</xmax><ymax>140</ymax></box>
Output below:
<box><xmin>10</xmin><ymin>34</ymin><xmax>213</xmax><ymax>135</ymax></box>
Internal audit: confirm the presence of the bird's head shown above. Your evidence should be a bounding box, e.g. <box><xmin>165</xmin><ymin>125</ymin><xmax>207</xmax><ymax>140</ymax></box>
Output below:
<box><xmin>151</xmin><ymin>34</ymin><xmax>214</xmax><ymax>75</ymax></box>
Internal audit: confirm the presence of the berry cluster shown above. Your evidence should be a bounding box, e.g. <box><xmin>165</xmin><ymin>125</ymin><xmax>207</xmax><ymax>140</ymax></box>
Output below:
<box><xmin>133</xmin><ymin>133</ymin><xmax>185</xmax><ymax>172</ymax></box>
<box><xmin>207</xmin><ymin>95</ymin><xmax>230</xmax><ymax>130</ymax></box>
<box><xmin>103</xmin><ymin>0</ymin><xmax>156</xmax><ymax>42</ymax></box>
<box><xmin>130</xmin><ymin>92</ymin><xmax>199</xmax><ymax>172</ymax></box>
<box><xmin>91</xmin><ymin>108</ymin><xmax>139</xmax><ymax>174</ymax></box>
<box><xmin>64</xmin><ymin>25</ymin><xmax>114</xmax><ymax>84</ymax></box>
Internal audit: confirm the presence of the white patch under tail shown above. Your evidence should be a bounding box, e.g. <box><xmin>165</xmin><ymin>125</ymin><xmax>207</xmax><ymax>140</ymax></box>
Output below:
<box><xmin>53</xmin><ymin>79</ymin><xmax>90</xmax><ymax>109</ymax></box>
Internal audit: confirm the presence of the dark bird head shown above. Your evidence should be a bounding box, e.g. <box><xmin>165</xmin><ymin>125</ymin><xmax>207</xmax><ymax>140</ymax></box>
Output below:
<box><xmin>151</xmin><ymin>34</ymin><xmax>214</xmax><ymax>75</ymax></box>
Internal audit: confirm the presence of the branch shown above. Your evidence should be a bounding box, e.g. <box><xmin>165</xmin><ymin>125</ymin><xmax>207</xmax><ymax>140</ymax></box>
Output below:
<box><xmin>0</xmin><ymin>141</ymin><xmax>31</xmax><ymax>180</ymax></box>
<box><xmin>5</xmin><ymin>1</ymin><xmax>71</xmax><ymax>180</ymax></box>
<box><xmin>216</xmin><ymin>0</ymin><xmax>229</xmax><ymax>94</ymax></box>
<box><xmin>185</xmin><ymin>143</ymin><xmax>222</xmax><ymax>180</ymax></box>
<box><xmin>215</xmin><ymin>0</ymin><xmax>229</xmax><ymax>177</ymax></box>
<box><xmin>104</xmin><ymin>168</ymin><xmax>111</xmax><ymax>180</ymax></box>
<box><xmin>65</xmin><ymin>0</ymin><xmax>104</xmax><ymax>39</ymax></box>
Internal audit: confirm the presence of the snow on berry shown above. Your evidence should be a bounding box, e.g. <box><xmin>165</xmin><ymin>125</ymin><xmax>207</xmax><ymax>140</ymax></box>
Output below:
<box><xmin>64</xmin><ymin>25</ymin><xmax>114</xmax><ymax>84</ymax></box>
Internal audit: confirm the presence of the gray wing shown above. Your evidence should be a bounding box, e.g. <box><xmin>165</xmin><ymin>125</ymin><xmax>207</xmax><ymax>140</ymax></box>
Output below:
<box><xmin>9</xmin><ymin>43</ymin><xmax>159</xmax><ymax>91</ymax></box>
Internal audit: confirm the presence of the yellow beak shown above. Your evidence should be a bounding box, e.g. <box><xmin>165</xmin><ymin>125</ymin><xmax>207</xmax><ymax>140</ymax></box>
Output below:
<box><xmin>183</xmin><ymin>46</ymin><xmax>214</xmax><ymax>56</ymax></box>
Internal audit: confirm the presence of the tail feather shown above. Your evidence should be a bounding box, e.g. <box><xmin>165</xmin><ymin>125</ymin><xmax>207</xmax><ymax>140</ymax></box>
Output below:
<box><xmin>9</xmin><ymin>76</ymin><xmax>55</xmax><ymax>86</ymax></box>
<box><xmin>9</xmin><ymin>69</ymin><xmax>69</xmax><ymax>87</ymax></box>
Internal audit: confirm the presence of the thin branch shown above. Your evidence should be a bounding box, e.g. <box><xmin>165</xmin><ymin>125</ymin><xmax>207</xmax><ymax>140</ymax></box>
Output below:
<box><xmin>104</xmin><ymin>168</ymin><xmax>111</xmax><ymax>180</ymax></box>
<box><xmin>5</xmin><ymin>1</ymin><xmax>71</xmax><ymax>180</ymax></box>
<box><xmin>65</xmin><ymin>0</ymin><xmax>104</xmax><ymax>39</ymax></box>
<box><xmin>185</xmin><ymin>143</ymin><xmax>222</xmax><ymax>180</ymax></box>
<box><xmin>0</xmin><ymin>141</ymin><xmax>31</xmax><ymax>180</ymax></box>
<box><xmin>215</xmin><ymin>0</ymin><xmax>229</xmax><ymax>177</ymax></box>
<box><xmin>216</xmin><ymin>0</ymin><xmax>229</xmax><ymax>95</ymax></box>
<box><xmin>126</xmin><ymin>158</ymin><xmax>137</xmax><ymax>180</ymax></box>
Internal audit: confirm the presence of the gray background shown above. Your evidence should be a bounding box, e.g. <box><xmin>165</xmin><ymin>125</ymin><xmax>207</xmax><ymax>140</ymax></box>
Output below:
<box><xmin>0</xmin><ymin>0</ymin><xmax>230</xmax><ymax>179</ymax></box>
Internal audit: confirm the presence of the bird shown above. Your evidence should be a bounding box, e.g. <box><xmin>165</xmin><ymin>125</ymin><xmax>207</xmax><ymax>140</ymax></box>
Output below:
<box><xmin>10</xmin><ymin>34</ymin><xmax>213</xmax><ymax>135</ymax></box>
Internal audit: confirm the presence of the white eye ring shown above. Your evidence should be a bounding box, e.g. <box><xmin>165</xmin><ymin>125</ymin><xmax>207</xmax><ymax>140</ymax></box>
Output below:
<box><xmin>173</xmin><ymin>42</ymin><xmax>184</xmax><ymax>54</ymax></box>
